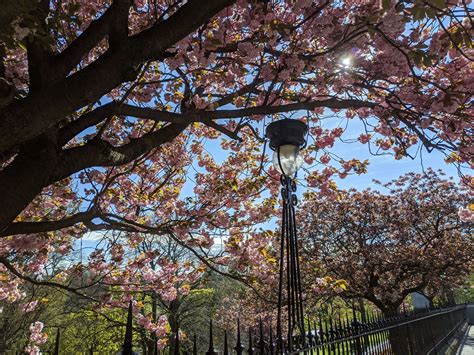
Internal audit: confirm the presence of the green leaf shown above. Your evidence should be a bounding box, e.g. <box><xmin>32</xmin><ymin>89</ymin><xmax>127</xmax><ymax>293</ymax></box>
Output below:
<box><xmin>18</xmin><ymin>41</ymin><xmax>27</xmax><ymax>51</ymax></box>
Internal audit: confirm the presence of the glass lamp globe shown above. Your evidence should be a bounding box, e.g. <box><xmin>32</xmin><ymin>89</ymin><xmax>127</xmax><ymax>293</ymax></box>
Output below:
<box><xmin>266</xmin><ymin>119</ymin><xmax>308</xmax><ymax>177</ymax></box>
<box><xmin>272</xmin><ymin>144</ymin><xmax>304</xmax><ymax>177</ymax></box>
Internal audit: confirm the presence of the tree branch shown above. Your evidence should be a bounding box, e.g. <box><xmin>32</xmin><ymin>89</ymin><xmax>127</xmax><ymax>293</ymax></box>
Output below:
<box><xmin>0</xmin><ymin>0</ymin><xmax>235</xmax><ymax>154</ymax></box>
<box><xmin>205</xmin><ymin>98</ymin><xmax>377</xmax><ymax>119</ymax></box>
<box><xmin>52</xmin><ymin>4</ymin><xmax>118</xmax><ymax>79</ymax></box>
<box><xmin>0</xmin><ymin>210</ymin><xmax>96</xmax><ymax>237</ymax></box>
<box><xmin>109</xmin><ymin>0</ymin><xmax>131</xmax><ymax>48</ymax></box>
<box><xmin>52</xmin><ymin>123</ymin><xmax>189</xmax><ymax>183</ymax></box>
<box><xmin>0</xmin><ymin>256</ymin><xmax>98</xmax><ymax>301</ymax></box>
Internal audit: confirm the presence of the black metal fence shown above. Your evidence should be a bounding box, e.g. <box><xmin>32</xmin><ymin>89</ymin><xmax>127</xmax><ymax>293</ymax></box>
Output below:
<box><xmin>46</xmin><ymin>304</ymin><xmax>467</xmax><ymax>354</ymax></box>
<box><xmin>152</xmin><ymin>305</ymin><xmax>467</xmax><ymax>355</ymax></box>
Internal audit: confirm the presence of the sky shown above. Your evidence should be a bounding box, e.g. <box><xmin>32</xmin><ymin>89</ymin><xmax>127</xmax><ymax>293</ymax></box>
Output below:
<box><xmin>76</xmin><ymin>116</ymin><xmax>465</xmax><ymax>265</ymax></box>
<box><xmin>80</xmin><ymin>111</ymin><xmax>463</xmax><ymax>244</ymax></box>
<box><xmin>319</xmin><ymin>118</ymin><xmax>462</xmax><ymax>191</ymax></box>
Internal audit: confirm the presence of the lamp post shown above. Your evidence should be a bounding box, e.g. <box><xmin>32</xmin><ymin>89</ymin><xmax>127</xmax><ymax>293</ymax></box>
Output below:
<box><xmin>266</xmin><ymin>119</ymin><xmax>308</xmax><ymax>352</ymax></box>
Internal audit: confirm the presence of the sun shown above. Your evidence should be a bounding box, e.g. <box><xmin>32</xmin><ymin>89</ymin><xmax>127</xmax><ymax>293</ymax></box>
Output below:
<box><xmin>340</xmin><ymin>56</ymin><xmax>352</xmax><ymax>68</ymax></box>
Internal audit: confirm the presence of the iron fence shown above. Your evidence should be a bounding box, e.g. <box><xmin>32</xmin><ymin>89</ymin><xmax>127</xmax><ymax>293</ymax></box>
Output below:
<box><xmin>163</xmin><ymin>305</ymin><xmax>467</xmax><ymax>355</ymax></box>
<box><xmin>46</xmin><ymin>304</ymin><xmax>467</xmax><ymax>354</ymax></box>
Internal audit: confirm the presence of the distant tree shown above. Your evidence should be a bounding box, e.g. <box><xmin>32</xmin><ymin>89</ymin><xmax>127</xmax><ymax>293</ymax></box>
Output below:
<box><xmin>299</xmin><ymin>169</ymin><xmax>473</xmax><ymax>315</ymax></box>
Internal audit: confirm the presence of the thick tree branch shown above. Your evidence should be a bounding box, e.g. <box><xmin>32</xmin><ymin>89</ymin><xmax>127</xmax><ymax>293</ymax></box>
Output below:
<box><xmin>52</xmin><ymin>123</ymin><xmax>188</xmax><ymax>183</ymax></box>
<box><xmin>206</xmin><ymin>98</ymin><xmax>377</xmax><ymax>119</ymax></box>
<box><xmin>0</xmin><ymin>0</ymin><xmax>235</xmax><ymax>154</ymax></box>
<box><xmin>0</xmin><ymin>210</ymin><xmax>96</xmax><ymax>237</ymax></box>
<box><xmin>58</xmin><ymin>98</ymin><xmax>373</xmax><ymax>148</ymax></box>
<box><xmin>58</xmin><ymin>102</ymin><xmax>119</xmax><ymax>146</ymax></box>
<box><xmin>109</xmin><ymin>0</ymin><xmax>131</xmax><ymax>48</ymax></box>
<box><xmin>52</xmin><ymin>3</ymin><xmax>118</xmax><ymax>79</ymax></box>
<box><xmin>0</xmin><ymin>133</ymin><xmax>58</xmax><ymax>234</ymax></box>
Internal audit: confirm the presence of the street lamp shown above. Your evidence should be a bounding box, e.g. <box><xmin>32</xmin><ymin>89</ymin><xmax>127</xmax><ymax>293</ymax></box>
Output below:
<box><xmin>265</xmin><ymin>119</ymin><xmax>308</xmax><ymax>352</ymax></box>
<box><xmin>266</xmin><ymin>119</ymin><xmax>307</xmax><ymax>177</ymax></box>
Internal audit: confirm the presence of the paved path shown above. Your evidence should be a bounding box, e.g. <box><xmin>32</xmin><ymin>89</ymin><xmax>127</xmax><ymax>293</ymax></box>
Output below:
<box><xmin>458</xmin><ymin>326</ymin><xmax>474</xmax><ymax>354</ymax></box>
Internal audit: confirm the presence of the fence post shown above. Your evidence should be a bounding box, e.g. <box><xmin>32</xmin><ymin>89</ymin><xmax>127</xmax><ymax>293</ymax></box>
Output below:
<box><xmin>258</xmin><ymin>319</ymin><xmax>265</xmax><ymax>355</ymax></box>
<box><xmin>53</xmin><ymin>328</ymin><xmax>60</xmax><ymax>355</ymax></box>
<box><xmin>234</xmin><ymin>319</ymin><xmax>244</xmax><ymax>355</ymax></box>
<box><xmin>223</xmin><ymin>330</ymin><xmax>229</xmax><ymax>355</ymax></box>
<box><xmin>352</xmin><ymin>308</ymin><xmax>362</xmax><ymax>355</ymax></box>
<box><xmin>247</xmin><ymin>327</ymin><xmax>254</xmax><ymax>355</ymax></box>
<box><xmin>173</xmin><ymin>331</ymin><xmax>179</xmax><ymax>355</ymax></box>
<box><xmin>269</xmin><ymin>326</ymin><xmax>275</xmax><ymax>355</ymax></box>
<box><xmin>205</xmin><ymin>320</ymin><xmax>217</xmax><ymax>355</ymax></box>
<box><xmin>123</xmin><ymin>301</ymin><xmax>133</xmax><ymax>355</ymax></box>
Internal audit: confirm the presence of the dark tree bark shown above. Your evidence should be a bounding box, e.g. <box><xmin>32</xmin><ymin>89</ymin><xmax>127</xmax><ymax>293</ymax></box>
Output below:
<box><xmin>0</xmin><ymin>0</ymin><xmax>234</xmax><ymax>233</ymax></box>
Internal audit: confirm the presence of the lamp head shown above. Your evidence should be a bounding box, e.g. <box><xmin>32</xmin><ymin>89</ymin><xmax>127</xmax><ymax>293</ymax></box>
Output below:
<box><xmin>265</xmin><ymin>119</ymin><xmax>308</xmax><ymax>151</ymax></box>
<box><xmin>265</xmin><ymin>119</ymin><xmax>308</xmax><ymax>176</ymax></box>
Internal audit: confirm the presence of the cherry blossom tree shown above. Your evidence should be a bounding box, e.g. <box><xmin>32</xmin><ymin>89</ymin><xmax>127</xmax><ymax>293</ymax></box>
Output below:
<box><xmin>0</xmin><ymin>0</ymin><xmax>473</xmax><ymax>351</ymax></box>
<box><xmin>299</xmin><ymin>169</ymin><xmax>473</xmax><ymax>315</ymax></box>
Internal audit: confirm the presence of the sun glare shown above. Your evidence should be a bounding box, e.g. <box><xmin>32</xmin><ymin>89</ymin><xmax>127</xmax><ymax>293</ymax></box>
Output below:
<box><xmin>340</xmin><ymin>56</ymin><xmax>352</xmax><ymax>68</ymax></box>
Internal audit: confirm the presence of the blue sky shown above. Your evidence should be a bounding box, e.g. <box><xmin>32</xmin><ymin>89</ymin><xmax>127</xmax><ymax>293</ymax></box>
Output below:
<box><xmin>192</xmin><ymin>117</ymin><xmax>462</xmax><ymax>193</ymax></box>
<box><xmin>318</xmin><ymin>118</ymin><xmax>461</xmax><ymax>191</ymax></box>
<box><xmin>77</xmin><ymin>117</ymin><xmax>462</xmax><ymax>259</ymax></box>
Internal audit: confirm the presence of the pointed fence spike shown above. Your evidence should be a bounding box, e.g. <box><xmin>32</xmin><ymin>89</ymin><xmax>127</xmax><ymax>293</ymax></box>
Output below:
<box><xmin>234</xmin><ymin>319</ymin><xmax>244</xmax><ymax>355</ymax></box>
<box><xmin>223</xmin><ymin>330</ymin><xmax>229</xmax><ymax>355</ymax></box>
<box><xmin>248</xmin><ymin>327</ymin><xmax>254</xmax><ymax>355</ymax></box>
<box><xmin>123</xmin><ymin>301</ymin><xmax>133</xmax><ymax>355</ymax></box>
<box><xmin>54</xmin><ymin>328</ymin><xmax>60</xmax><ymax>355</ymax></box>
<box><xmin>269</xmin><ymin>325</ymin><xmax>275</xmax><ymax>355</ymax></box>
<box><xmin>89</xmin><ymin>345</ymin><xmax>93</xmax><ymax>355</ymax></box>
<box><xmin>335</xmin><ymin>317</ymin><xmax>342</xmax><ymax>339</ymax></box>
<box><xmin>325</xmin><ymin>319</ymin><xmax>331</xmax><ymax>342</ymax></box>
<box><xmin>318</xmin><ymin>318</ymin><xmax>324</xmax><ymax>344</ymax></box>
<box><xmin>313</xmin><ymin>320</ymin><xmax>319</xmax><ymax>344</ymax></box>
<box><xmin>206</xmin><ymin>320</ymin><xmax>216</xmax><ymax>355</ymax></box>
<box><xmin>258</xmin><ymin>319</ymin><xmax>265</xmax><ymax>354</ymax></box>
<box><xmin>307</xmin><ymin>320</ymin><xmax>313</xmax><ymax>347</ymax></box>
<box><xmin>193</xmin><ymin>334</ymin><xmax>197</xmax><ymax>355</ymax></box>
<box><xmin>174</xmin><ymin>330</ymin><xmax>180</xmax><ymax>355</ymax></box>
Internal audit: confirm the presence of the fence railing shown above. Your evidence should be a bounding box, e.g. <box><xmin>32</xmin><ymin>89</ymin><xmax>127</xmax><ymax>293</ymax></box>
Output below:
<box><xmin>44</xmin><ymin>304</ymin><xmax>467</xmax><ymax>354</ymax></box>
<box><xmin>156</xmin><ymin>305</ymin><xmax>467</xmax><ymax>355</ymax></box>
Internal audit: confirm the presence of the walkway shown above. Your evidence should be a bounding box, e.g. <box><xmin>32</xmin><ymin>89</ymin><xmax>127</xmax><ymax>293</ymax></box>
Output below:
<box><xmin>458</xmin><ymin>326</ymin><xmax>474</xmax><ymax>354</ymax></box>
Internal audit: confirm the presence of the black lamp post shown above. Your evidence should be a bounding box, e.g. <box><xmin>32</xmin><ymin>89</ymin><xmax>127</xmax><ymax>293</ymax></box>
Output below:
<box><xmin>266</xmin><ymin>119</ymin><xmax>308</xmax><ymax>352</ymax></box>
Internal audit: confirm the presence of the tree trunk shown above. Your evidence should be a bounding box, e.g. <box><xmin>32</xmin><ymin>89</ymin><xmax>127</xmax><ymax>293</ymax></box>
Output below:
<box><xmin>445</xmin><ymin>290</ymin><xmax>456</xmax><ymax>306</ymax></box>
<box><xmin>145</xmin><ymin>291</ymin><xmax>159</xmax><ymax>354</ymax></box>
<box><xmin>168</xmin><ymin>299</ymin><xmax>180</xmax><ymax>355</ymax></box>
<box><xmin>0</xmin><ymin>135</ymin><xmax>58</xmax><ymax>232</ymax></box>
<box><xmin>358</xmin><ymin>298</ymin><xmax>367</xmax><ymax>322</ymax></box>
<box><xmin>0</xmin><ymin>323</ymin><xmax>7</xmax><ymax>354</ymax></box>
